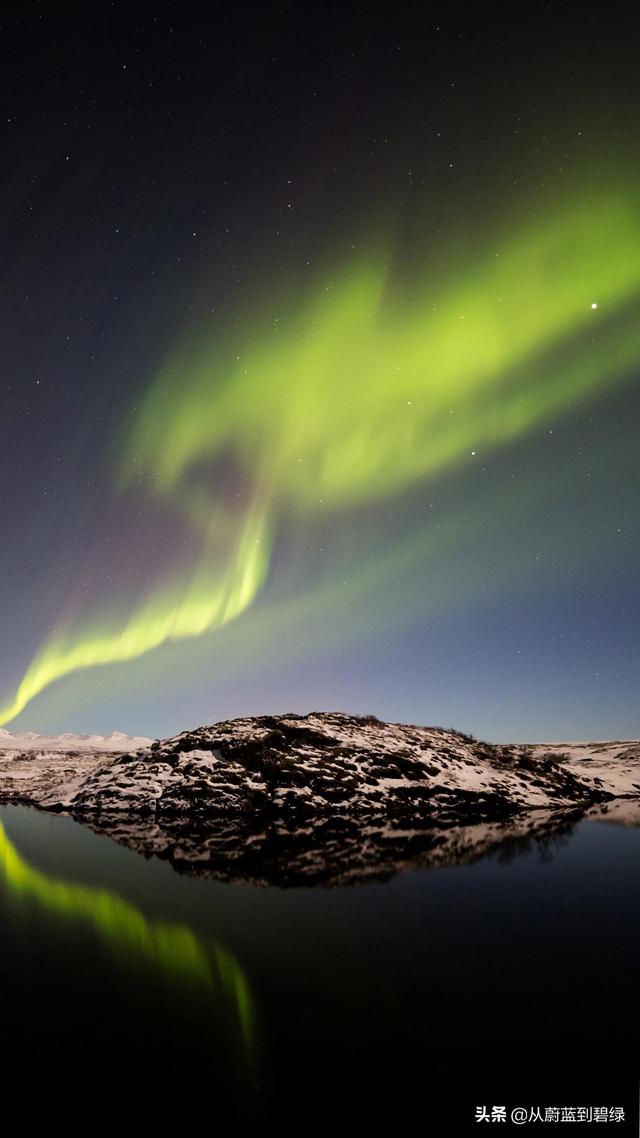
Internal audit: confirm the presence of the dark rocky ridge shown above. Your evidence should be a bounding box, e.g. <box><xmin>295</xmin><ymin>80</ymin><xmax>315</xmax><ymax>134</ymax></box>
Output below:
<box><xmin>49</xmin><ymin>710</ymin><xmax>626</xmax><ymax>820</ymax></box>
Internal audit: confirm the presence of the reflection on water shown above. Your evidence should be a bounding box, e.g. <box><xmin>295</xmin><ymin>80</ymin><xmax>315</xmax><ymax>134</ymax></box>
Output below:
<box><xmin>0</xmin><ymin>820</ymin><xmax>252</xmax><ymax>1043</ymax></box>
<box><xmin>73</xmin><ymin>805</ymin><xmax>589</xmax><ymax>885</ymax></box>
<box><xmin>0</xmin><ymin>803</ymin><xmax>639</xmax><ymax>1133</ymax></box>
<box><xmin>0</xmin><ymin>810</ymin><xmax>255</xmax><ymax>1115</ymax></box>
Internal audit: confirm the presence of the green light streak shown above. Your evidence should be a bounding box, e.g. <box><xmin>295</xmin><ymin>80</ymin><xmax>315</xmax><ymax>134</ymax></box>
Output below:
<box><xmin>0</xmin><ymin>818</ymin><xmax>253</xmax><ymax>1045</ymax></box>
<box><xmin>0</xmin><ymin>502</ymin><xmax>271</xmax><ymax>724</ymax></box>
<box><xmin>1</xmin><ymin>175</ymin><xmax>639</xmax><ymax>723</ymax></box>
<box><xmin>125</xmin><ymin>185</ymin><xmax>640</xmax><ymax>512</ymax></box>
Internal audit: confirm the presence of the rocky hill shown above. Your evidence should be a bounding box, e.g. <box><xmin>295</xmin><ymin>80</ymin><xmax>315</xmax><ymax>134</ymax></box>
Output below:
<box><xmin>6</xmin><ymin>710</ymin><xmax>634</xmax><ymax>820</ymax></box>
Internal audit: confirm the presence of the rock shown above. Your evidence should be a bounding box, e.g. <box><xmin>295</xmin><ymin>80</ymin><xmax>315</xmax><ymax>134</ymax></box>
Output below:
<box><xmin>37</xmin><ymin>711</ymin><xmax>632</xmax><ymax>820</ymax></box>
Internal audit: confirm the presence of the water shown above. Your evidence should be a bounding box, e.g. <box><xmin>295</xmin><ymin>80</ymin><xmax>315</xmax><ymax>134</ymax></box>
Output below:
<box><xmin>1</xmin><ymin>803</ymin><xmax>638</xmax><ymax>1132</ymax></box>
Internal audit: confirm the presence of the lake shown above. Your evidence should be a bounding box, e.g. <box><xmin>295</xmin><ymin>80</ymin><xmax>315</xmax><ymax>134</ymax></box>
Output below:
<box><xmin>1</xmin><ymin>803</ymin><xmax>637</xmax><ymax>1133</ymax></box>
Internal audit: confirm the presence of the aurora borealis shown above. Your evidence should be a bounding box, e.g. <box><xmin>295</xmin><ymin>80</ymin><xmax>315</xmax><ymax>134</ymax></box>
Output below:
<box><xmin>0</xmin><ymin>817</ymin><xmax>253</xmax><ymax>1045</ymax></box>
<box><xmin>1</xmin><ymin>3</ymin><xmax>639</xmax><ymax>740</ymax></box>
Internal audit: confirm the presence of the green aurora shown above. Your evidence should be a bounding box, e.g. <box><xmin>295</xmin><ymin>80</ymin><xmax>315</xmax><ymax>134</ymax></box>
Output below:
<box><xmin>1</xmin><ymin>173</ymin><xmax>640</xmax><ymax>726</ymax></box>
<box><xmin>0</xmin><ymin>818</ymin><xmax>253</xmax><ymax>1046</ymax></box>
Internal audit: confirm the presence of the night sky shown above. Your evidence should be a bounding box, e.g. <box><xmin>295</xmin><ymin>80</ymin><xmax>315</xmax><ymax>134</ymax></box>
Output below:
<box><xmin>1</xmin><ymin>1</ymin><xmax>639</xmax><ymax>742</ymax></box>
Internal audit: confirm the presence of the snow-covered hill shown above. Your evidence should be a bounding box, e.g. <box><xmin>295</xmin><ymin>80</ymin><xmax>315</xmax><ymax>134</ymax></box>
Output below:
<box><xmin>1</xmin><ymin>710</ymin><xmax>632</xmax><ymax>820</ymax></box>
<box><xmin>0</xmin><ymin>728</ymin><xmax>152</xmax><ymax>806</ymax></box>
<box><xmin>0</xmin><ymin>727</ymin><xmax>152</xmax><ymax>752</ymax></box>
<box><xmin>1</xmin><ymin>711</ymin><xmax>638</xmax><ymax>823</ymax></box>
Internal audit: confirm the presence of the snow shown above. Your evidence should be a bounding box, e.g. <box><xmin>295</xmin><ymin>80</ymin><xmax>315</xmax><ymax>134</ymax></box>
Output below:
<box><xmin>0</xmin><ymin>728</ymin><xmax>153</xmax><ymax>752</ymax></box>
<box><xmin>1</xmin><ymin>713</ymin><xmax>637</xmax><ymax>825</ymax></box>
